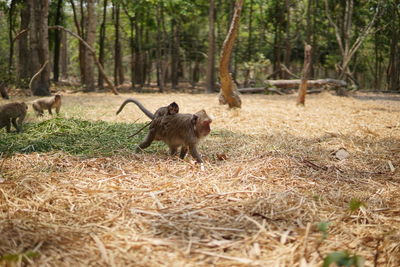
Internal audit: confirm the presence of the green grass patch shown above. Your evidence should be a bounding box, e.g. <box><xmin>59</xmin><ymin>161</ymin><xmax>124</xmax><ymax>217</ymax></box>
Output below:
<box><xmin>0</xmin><ymin>117</ymin><xmax>164</xmax><ymax>157</ymax></box>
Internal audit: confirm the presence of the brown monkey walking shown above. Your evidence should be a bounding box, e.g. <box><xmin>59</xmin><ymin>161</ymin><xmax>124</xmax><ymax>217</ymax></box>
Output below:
<box><xmin>116</xmin><ymin>98</ymin><xmax>179</xmax><ymax>119</ymax></box>
<box><xmin>0</xmin><ymin>102</ymin><xmax>28</xmax><ymax>133</ymax></box>
<box><xmin>137</xmin><ymin>109</ymin><xmax>212</xmax><ymax>163</ymax></box>
<box><xmin>32</xmin><ymin>94</ymin><xmax>62</xmax><ymax>116</ymax></box>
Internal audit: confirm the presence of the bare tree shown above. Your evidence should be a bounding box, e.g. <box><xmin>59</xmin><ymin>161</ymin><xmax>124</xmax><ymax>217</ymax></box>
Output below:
<box><xmin>324</xmin><ymin>0</ymin><xmax>381</xmax><ymax>84</ymax></box>
<box><xmin>206</xmin><ymin>0</ymin><xmax>216</xmax><ymax>93</ymax></box>
<box><xmin>218</xmin><ymin>0</ymin><xmax>244</xmax><ymax>108</ymax></box>
<box><xmin>297</xmin><ymin>44</ymin><xmax>312</xmax><ymax>106</ymax></box>
<box><xmin>28</xmin><ymin>0</ymin><xmax>50</xmax><ymax>96</ymax></box>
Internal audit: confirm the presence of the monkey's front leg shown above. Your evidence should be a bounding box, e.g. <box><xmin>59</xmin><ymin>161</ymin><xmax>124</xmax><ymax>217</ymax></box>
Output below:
<box><xmin>189</xmin><ymin>145</ymin><xmax>203</xmax><ymax>163</ymax></box>
<box><xmin>136</xmin><ymin>129</ymin><xmax>156</xmax><ymax>152</ymax></box>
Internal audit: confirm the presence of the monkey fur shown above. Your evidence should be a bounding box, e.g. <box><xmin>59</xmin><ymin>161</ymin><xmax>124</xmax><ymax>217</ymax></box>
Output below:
<box><xmin>0</xmin><ymin>102</ymin><xmax>28</xmax><ymax>133</ymax></box>
<box><xmin>32</xmin><ymin>94</ymin><xmax>62</xmax><ymax>116</ymax></box>
<box><xmin>137</xmin><ymin>109</ymin><xmax>212</xmax><ymax>163</ymax></box>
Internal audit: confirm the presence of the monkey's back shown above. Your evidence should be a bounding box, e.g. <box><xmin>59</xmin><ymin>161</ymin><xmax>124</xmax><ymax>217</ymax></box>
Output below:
<box><xmin>153</xmin><ymin>113</ymin><xmax>198</xmax><ymax>146</ymax></box>
<box><xmin>0</xmin><ymin>103</ymin><xmax>27</xmax><ymax>118</ymax></box>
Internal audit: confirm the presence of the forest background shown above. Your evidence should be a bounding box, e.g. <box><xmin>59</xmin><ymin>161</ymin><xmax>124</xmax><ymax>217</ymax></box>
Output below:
<box><xmin>0</xmin><ymin>0</ymin><xmax>399</xmax><ymax>96</ymax></box>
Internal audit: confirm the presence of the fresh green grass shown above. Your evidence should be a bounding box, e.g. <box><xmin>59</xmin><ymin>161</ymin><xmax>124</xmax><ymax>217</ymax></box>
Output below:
<box><xmin>0</xmin><ymin>117</ymin><xmax>164</xmax><ymax>157</ymax></box>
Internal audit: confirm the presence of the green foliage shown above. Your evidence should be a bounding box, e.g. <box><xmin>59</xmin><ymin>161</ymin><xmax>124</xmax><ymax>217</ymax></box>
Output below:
<box><xmin>0</xmin><ymin>117</ymin><xmax>160</xmax><ymax>157</ymax></box>
<box><xmin>317</xmin><ymin>221</ymin><xmax>330</xmax><ymax>240</ymax></box>
<box><xmin>323</xmin><ymin>251</ymin><xmax>365</xmax><ymax>267</ymax></box>
<box><xmin>348</xmin><ymin>198</ymin><xmax>365</xmax><ymax>212</ymax></box>
<box><xmin>0</xmin><ymin>250</ymin><xmax>40</xmax><ymax>263</ymax></box>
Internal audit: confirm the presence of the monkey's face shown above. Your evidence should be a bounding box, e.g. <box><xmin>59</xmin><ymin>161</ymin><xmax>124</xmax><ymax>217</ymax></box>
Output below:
<box><xmin>168</xmin><ymin>102</ymin><xmax>179</xmax><ymax>115</ymax></box>
<box><xmin>194</xmin><ymin>110</ymin><xmax>212</xmax><ymax>137</ymax></box>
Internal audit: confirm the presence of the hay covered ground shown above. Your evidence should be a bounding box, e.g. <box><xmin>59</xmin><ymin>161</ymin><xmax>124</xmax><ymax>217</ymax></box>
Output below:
<box><xmin>0</xmin><ymin>92</ymin><xmax>399</xmax><ymax>266</ymax></box>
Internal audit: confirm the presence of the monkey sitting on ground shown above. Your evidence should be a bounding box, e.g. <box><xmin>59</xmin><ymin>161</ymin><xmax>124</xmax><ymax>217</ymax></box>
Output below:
<box><xmin>116</xmin><ymin>98</ymin><xmax>179</xmax><ymax>119</ymax></box>
<box><xmin>0</xmin><ymin>102</ymin><xmax>28</xmax><ymax>133</ymax></box>
<box><xmin>137</xmin><ymin>109</ymin><xmax>212</xmax><ymax>163</ymax></box>
<box><xmin>32</xmin><ymin>94</ymin><xmax>62</xmax><ymax>116</ymax></box>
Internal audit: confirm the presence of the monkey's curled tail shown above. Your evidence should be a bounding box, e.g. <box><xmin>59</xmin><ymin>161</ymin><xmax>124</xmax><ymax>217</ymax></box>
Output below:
<box><xmin>116</xmin><ymin>98</ymin><xmax>155</xmax><ymax>119</ymax></box>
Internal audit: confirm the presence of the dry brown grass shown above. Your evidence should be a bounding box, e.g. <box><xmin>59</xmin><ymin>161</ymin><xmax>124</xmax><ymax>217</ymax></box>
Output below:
<box><xmin>1</xmin><ymin>92</ymin><xmax>400</xmax><ymax>266</ymax></box>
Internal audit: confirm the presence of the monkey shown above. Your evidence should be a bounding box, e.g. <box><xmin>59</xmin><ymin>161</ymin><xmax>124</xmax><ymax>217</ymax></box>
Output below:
<box><xmin>137</xmin><ymin>109</ymin><xmax>212</xmax><ymax>163</ymax></box>
<box><xmin>116</xmin><ymin>98</ymin><xmax>179</xmax><ymax>137</ymax></box>
<box><xmin>116</xmin><ymin>98</ymin><xmax>179</xmax><ymax>119</ymax></box>
<box><xmin>0</xmin><ymin>102</ymin><xmax>28</xmax><ymax>133</ymax></box>
<box><xmin>32</xmin><ymin>94</ymin><xmax>62</xmax><ymax>116</ymax></box>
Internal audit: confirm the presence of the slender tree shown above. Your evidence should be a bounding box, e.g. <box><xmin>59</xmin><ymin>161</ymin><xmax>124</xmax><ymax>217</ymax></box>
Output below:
<box><xmin>219</xmin><ymin>0</ymin><xmax>244</xmax><ymax>108</ymax></box>
<box><xmin>206</xmin><ymin>0</ymin><xmax>216</xmax><ymax>93</ymax></box>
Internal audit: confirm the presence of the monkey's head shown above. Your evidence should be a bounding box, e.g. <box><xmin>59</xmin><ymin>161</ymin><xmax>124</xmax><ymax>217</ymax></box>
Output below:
<box><xmin>55</xmin><ymin>94</ymin><xmax>61</xmax><ymax>100</ymax></box>
<box><xmin>192</xmin><ymin>109</ymin><xmax>212</xmax><ymax>137</ymax></box>
<box><xmin>20</xmin><ymin>102</ymin><xmax>28</xmax><ymax>110</ymax></box>
<box><xmin>167</xmin><ymin>102</ymin><xmax>179</xmax><ymax>115</ymax></box>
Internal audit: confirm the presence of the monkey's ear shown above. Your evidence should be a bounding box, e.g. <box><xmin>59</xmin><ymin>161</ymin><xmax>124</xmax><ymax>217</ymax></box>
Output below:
<box><xmin>191</xmin><ymin>114</ymin><xmax>198</xmax><ymax>124</ymax></box>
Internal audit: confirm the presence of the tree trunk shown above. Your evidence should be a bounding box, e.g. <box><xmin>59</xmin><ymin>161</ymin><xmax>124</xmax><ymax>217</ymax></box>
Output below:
<box><xmin>8</xmin><ymin>0</ymin><xmax>16</xmax><ymax>81</ymax></box>
<box><xmin>70</xmin><ymin>0</ymin><xmax>86</xmax><ymax>86</ymax></box>
<box><xmin>98</xmin><ymin>0</ymin><xmax>107</xmax><ymax>89</ymax></box>
<box><xmin>387</xmin><ymin>4</ymin><xmax>400</xmax><ymax>91</ymax></box>
<box><xmin>297</xmin><ymin>44</ymin><xmax>312</xmax><ymax>106</ymax></box>
<box><xmin>113</xmin><ymin>2</ymin><xmax>124</xmax><ymax>86</ymax></box>
<box><xmin>16</xmin><ymin>2</ymin><xmax>31</xmax><ymax>88</ymax></box>
<box><xmin>49</xmin><ymin>26</ymin><xmax>118</xmax><ymax>95</ymax></box>
<box><xmin>170</xmin><ymin>18</ymin><xmax>179</xmax><ymax>89</ymax></box>
<box><xmin>84</xmin><ymin>0</ymin><xmax>96</xmax><ymax>92</ymax></box>
<box><xmin>155</xmin><ymin>2</ymin><xmax>165</xmax><ymax>92</ymax></box>
<box><xmin>53</xmin><ymin>0</ymin><xmax>63</xmax><ymax>82</ymax></box>
<box><xmin>134</xmin><ymin>12</ymin><xmax>143</xmax><ymax>90</ymax></box>
<box><xmin>282</xmin><ymin>0</ymin><xmax>292</xmax><ymax>79</ymax></box>
<box><xmin>243</xmin><ymin>0</ymin><xmax>253</xmax><ymax>87</ymax></box>
<box><xmin>29</xmin><ymin>0</ymin><xmax>50</xmax><ymax>96</ymax></box>
<box><xmin>206</xmin><ymin>0</ymin><xmax>216</xmax><ymax>93</ymax></box>
<box><xmin>272</xmin><ymin>0</ymin><xmax>283</xmax><ymax>79</ymax></box>
<box><xmin>218</xmin><ymin>0</ymin><xmax>244</xmax><ymax>108</ymax></box>
<box><xmin>60</xmin><ymin>30</ymin><xmax>68</xmax><ymax>79</ymax></box>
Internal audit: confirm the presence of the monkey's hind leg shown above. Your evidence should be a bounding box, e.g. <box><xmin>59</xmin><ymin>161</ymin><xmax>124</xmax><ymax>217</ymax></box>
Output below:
<box><xmin>32</xmin><ymin>103</ymin><xmax>44</xmax><ymax>116</ymax></box>
<box><xmin>179</xmin><ymin>146</ymin><xmax>188</xmax><ymax>159</ymax></box>
<box><xmin>11</xmin><ymin>118</ymin><xmax>22</xmax><ymax>132</ymax></box>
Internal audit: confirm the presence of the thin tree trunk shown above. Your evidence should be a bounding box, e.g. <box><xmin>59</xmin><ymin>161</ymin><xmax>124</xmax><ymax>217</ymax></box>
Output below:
<box><xmin>29</xmin><ymin>0</ymin><xmax>50</xmax><ymax>96</ymax></box>
<box><xmin>8</xmin><ymin>0</ymin><xmax>16</xmax><ymax>80</ymax></box>
<box><xmin>53</xmin><ymin>0</ymin><xmax>63</xmax><ymax>82</ymax></box>
<box><xmin>244</xmin><ymin>0</ymin><xmax>253</xmax><ymax>86</ymax></box>
<box><xmin>113</xmin><ymin>1</ymin><xmax>124</xmax><ymax>86</ymax></box>
<box><xmin>170</xmin><ymin>18</ymin><xmax>179</xmax><ymax>89</ymax></box>
<box><xmin>206</xmin><ymin>0</ymin><xmax>216</xmax><ymax>93</ymax></box>
<box><xmin>218</xmin><ymin>0</ymin><xmax>244</xmax><ymax>108</ymax></box>
<box><xmin>98</xmin><ymin>0</ymin><xmax>107</xmax><ymax>89</ymax></box>
<box><xmin>155</xmin><ymin>2</ymin><xmax>165</xmax><ymax>92</ymax></box>
<box><xmin>49</xmin><ymin>26</ymin><xmax>118</xmax><ymax>95</ymax></box>
<box><xmin>134</xmin><ymin>12</ymin><xmax>143</xmax><ymax>90</ymax></box>
<box><xmin>16</xmin><ymin>2</ymin><xmax>31</xmax><ymax>88</ymax></box>
<box><xmin>84</xmin><ymin>0</ymin><xmax>96</xmax><ymax>91</ymax></box>
<box><xmin>283</xmin><ymin>0</ymin><xmax>292</xmax><ymax>79</ymax></box>
<box><xmin>297</xmin><ymin>44</ymin><xmax>312</xmax><ymax>106</ymax></box>
<box><xmin>387</xmin><ymin>5</ymin><xmax>400</xmax><ymax>91</ymax></box>
<box><xmin>60</xmin><ymin>30</ymin><xmax>68</xmax><ymax>79</ymax></box>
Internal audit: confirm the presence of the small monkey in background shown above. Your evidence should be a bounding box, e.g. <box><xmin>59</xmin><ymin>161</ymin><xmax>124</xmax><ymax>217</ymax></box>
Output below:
<box><xmin>32</xmin><ymin>94</ymin><xmax>62</xmax><ymax>116</ymax></box>
<box><xmin>137</xmin><ymin>109</ymin><xmax>212</xmax><ymax>163</ymax></box>
<box><xmin>0</xmin><ymin>102</ymin><xmax>28</xmax><ymax>133</ymax></box>
<box><xmin>116</xmin><ymin>98</ymin><xmax>179</xmax><ymax>119</ymax></box>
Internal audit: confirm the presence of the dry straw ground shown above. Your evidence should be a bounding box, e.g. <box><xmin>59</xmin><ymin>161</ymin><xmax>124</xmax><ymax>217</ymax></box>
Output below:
<box><xmin>1</xmin><ymin>92</ymin><xmax>399</xmax><ymax>266</ymax></box>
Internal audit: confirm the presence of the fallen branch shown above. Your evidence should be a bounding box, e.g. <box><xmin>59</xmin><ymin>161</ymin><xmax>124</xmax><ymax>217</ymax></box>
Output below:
<box><xmin>266</xmin><ymin>79</ymin><xmax>347</xmax><ymax>89</ymax></box>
